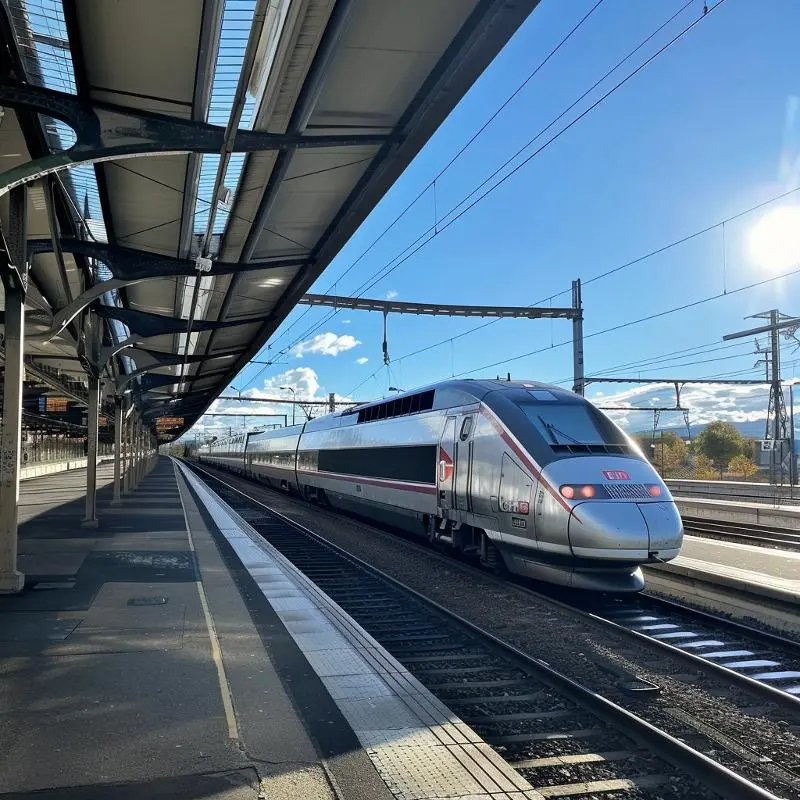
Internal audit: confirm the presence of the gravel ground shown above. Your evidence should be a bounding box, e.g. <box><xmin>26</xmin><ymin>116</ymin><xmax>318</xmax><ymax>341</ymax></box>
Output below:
<box><xmin>196</xmin><ymin>465</ymin><xmax>800</xmax><ymax>799</ymax></box>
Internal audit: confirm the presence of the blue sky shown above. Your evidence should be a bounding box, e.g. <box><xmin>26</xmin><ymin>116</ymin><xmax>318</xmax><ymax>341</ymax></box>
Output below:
<box><xmin>198</xmin><ymin>0</ymin><xmax>800</xmax><ymax>438</ymax></box>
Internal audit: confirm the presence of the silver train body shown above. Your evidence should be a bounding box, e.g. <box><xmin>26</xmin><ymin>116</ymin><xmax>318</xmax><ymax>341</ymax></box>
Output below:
<box><xmin>198</xmin><ymin>379</ymin><xmax>683</xmax><ymax>591</ymax></box>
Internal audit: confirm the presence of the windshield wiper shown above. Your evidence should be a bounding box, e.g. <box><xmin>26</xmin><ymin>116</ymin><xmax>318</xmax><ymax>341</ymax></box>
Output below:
<box><xmin>537</xmin><ymin>415</ymin><xmax>582</xmax><ymax>445</ymax></box>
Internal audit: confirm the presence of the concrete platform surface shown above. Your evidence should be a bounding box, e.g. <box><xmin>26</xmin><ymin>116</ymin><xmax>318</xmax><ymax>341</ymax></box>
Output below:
<box><xmin>0</xmin><ymin>456</ymin><xmax>543</xmax><ymax>800</ymax></box>
<box><xmin>647</xmin><ymin>534</ymin><xmax>800</xmax><ymax>604</ymax></box>
<box><xmin>676</xmin><ymin>495</ymin><xmax>800</xmax><ymax>530</ymax></box>
<box><xmin>0</xmin><ymin>458</ymin><xmax>388</xmax><ymax>800</ymax></box>
<box><xmin>176</xmin><ymin>461</ymin><xmax>543</xmax><ymax>800</ymax></box>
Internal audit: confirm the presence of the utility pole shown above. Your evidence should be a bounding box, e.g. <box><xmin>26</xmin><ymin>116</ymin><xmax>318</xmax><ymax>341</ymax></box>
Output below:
<box><xmin>572</xmin><ymin>279</ymin><xmax>585</xmax><ymax>396</ymax></box>
<box><xmin>724</xmin><ymin>310</ymin><xmax>794</xmax><ymax>483</ymax></box>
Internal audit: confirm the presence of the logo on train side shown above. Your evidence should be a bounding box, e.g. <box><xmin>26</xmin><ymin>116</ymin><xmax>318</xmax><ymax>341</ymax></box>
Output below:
<box><xmin>602</xmin><ymin>470</ymin><xmax>630</xmax><ymax>480</ymax></box>
<box><xmin>500</xmin><ymin>499</ymin><xmax>529</xmax><ymax>514</ymax></box>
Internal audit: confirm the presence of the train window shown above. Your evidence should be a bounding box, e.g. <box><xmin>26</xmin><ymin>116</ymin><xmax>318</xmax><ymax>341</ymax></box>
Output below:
<box><xmin>356</xmin><ymin>389</ymin><xmax>435</xmax><ymax>424</ymax></box>
<box><xmin>459</xmin><ymin>416</ymin><xmax>473</xmax><ymax>441</ymax></box>
<box><xmin>526</xmin><ymin>390</ymin><xmax>557</xmax><ymax>401</ymax></box>
<box><xmin>520</xmin><ymin>404</ymin><xmax>609</xmax><ymax>446</ymax></box>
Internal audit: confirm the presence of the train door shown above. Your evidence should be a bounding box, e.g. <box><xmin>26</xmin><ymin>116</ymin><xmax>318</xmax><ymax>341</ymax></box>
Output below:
<box><xmin>438</xmin><ymin>416</ymin><xmax>457</xmax><ymax>510</ymax></box>
<box><xmin>454</xmin><ymin>414</ymin><xmax>474</xmax><ymax>511</ymax></box>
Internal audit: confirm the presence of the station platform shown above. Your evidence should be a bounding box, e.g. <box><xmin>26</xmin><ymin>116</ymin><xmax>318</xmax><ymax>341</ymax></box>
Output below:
<box><xmin>647</xmin><ymin>534</ymin><xmax>800</xmax><ymax>606</ymax></box>
<box><xmin>0</xmin><ymin>457</ymin><xmax>542</xmax><ymax>800</ymax></box>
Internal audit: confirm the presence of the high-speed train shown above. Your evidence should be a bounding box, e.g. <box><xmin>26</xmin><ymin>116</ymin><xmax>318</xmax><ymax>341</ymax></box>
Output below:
<box><xmin>197</xmin><ymin>379</ymin><xmax>683</xmax><ymax>592</ymax></box>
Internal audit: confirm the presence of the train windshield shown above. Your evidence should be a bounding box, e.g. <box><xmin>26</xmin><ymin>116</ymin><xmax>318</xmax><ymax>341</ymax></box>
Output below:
<box><xmin>519</xmin><ymin>404</ymin><xmax>608</xmax><ymax>446</ymax></box>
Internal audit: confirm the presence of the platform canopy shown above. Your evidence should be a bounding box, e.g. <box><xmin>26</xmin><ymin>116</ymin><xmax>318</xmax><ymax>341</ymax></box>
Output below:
<box><xmin>0</xmin><ymin>0</ymin><xmax>538</xmax><ymax>440</ymax></box>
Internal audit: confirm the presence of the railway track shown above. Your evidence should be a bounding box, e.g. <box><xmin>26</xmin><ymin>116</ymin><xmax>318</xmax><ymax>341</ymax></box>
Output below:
<box><xmin>576</xmin><ymin>593</ymin><xmax>800</xmax><ymax>709</ymax></box>
<box><xmin>184</xmin><ymin>461</ymin><xmax>785</xmax><ymax>800</ymax></box>
<box><xmin>681</xmin><ymin>516</ymin><xmax>800</xmax><ymax>550</ymax></box>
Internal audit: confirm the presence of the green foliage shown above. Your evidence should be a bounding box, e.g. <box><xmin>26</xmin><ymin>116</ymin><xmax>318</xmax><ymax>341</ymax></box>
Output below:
<box><xmin>694</xmin><ymin>421</ymin><xmax>746</xmax><ymax>475</ymax></box>
<box><xmin>634</xmin><ymin>431</ymin><xmax>687</xmax><ymax>477</ymax></box>
<box><xmin>693</xmin><ymin>454</ymin><xmax>719</xmax><ymax>480</ymax></box>
<box><xmin>728</xmin><ymin>454</ymin><xmax>758</xmax><ymax>479</ymax></box>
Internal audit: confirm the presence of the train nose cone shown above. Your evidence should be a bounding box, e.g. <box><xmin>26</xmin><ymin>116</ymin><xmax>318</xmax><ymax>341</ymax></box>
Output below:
<box><xmin>636</xmin><ymin>501</ymin><xmax>683</xmax><ymax>559</ymax></box>
<box><xmin>568</xmin><ymin>502</ymin><xmax>650</xmax><ymax>560</ymax></box>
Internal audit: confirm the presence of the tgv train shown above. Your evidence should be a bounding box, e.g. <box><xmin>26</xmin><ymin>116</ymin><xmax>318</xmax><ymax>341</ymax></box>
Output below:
<box><xmin>197</xmin><ymin>379</ymin><xmax>683</xmax><ymax>592</ymax></box>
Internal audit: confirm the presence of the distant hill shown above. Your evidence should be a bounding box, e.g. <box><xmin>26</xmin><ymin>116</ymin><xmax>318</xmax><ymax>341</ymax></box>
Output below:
<box><xmin>631</xmin><ymin>419</ymin><xmax>768</xmax><ymax>439</ymax></box>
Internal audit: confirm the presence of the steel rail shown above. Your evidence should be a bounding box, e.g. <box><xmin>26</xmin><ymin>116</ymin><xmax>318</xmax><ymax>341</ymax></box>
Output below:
<box><xmin>191</xmin><ymin>458</ymin><xmax>800</xmax><ymax>713</ymax></box>
<box><xmin>183</xmin><ymin>459</ymin><xmax>784</xmax><ymax>800</ymax></box>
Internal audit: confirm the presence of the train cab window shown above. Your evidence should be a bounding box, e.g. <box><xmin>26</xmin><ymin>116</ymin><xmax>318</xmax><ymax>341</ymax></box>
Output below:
<box><xmin>520</xmin><ymin>403</ymin><xmax>612</xmax><ymax>447</ymax></box>
<box><xmin>459</xmin><ymin>417</ymin><xmax>473</xmax><ymax>441</ymax></box>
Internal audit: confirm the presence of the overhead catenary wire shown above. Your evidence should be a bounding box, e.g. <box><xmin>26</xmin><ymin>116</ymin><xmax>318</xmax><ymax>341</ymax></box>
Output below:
<box><xmin>256</xmin><ymin>0</ymin><xmax>610</xmax><ymax>350</ymax></box>
<box><xmin>247</xmin><ymin>1</ymin><xmax>724</xmax><ymax>395</ymax></box>
<box><xmin>547</xmin><ymin>339</ymin><xmax>756</xmax><ymax>385</ymax></box>
<box><xmin>451</xmin><ymin>259</ymin><xmax>800</xmax><ymax>379</ymax></box>
<box><xmin>248</xmin><ymin>0</ymin><xmax>708</xmax><ymax>383</ymax></box>
<box><xmin>346</xmin><ymin>172</ymin><xmax>800</xmax><ymax>396</ymax></box>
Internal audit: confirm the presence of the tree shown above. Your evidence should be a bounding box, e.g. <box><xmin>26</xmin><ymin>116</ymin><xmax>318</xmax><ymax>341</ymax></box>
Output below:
<box><xmin>634</xmin><ymin>432</ymin><xmax>687</xmax><ymax>477</ymax></box>
<box><xmin>728</xmin><ymin>454</ymin><xmax>758</xmax><ymax>479</ymax></box>
<box><xmin>693</xmin><ymin>454</ymin><xmax>719</xmax><ymax>480</ymax></box>
<box><xmin>694</xmin><ymin>421</ymin><xmax>745</xmax><ymax>477</ymax></box>
<box><xmin>657</xmin><ymin>432</ymin><xmax>687</xmax><ymax>477</ymax></box>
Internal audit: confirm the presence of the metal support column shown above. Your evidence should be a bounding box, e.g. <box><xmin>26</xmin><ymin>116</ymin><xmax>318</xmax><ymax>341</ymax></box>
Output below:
<box><xmin>112</xmin><ymin>396</ymin><xmax>123</xmax><ymax>505</ymax></box>
<box><xmin>82</xmin><ymin>375</ymin><xmax>100</xmax><ymax>528</ymax></box>
<box><xmin>571</xmin><ymin>279</ymin><xmax>585</xmax><ymax>396</ymax></box>
<box><xmin>123</xmin><ymin>414</ymin><xmax>134</xmax><ymax>493</ymax></box>
<box><xmin>790</xmin><ymin>383</ymin><xmax>796</xmax><ymax>488</ymax></box>
<box><xmin>130</xmin><ymin>418</ymin><xmax>139</xmax><ymax>489</ymax></box>
<box><xmin>0</xmin><ymin>186</ymin><xmax>28</xmax><ymax>594</ymax></box>
<box><xmin>134</xmin><ymin>419</ymin><xmax>143</xmax><ymax>487</ymax></box>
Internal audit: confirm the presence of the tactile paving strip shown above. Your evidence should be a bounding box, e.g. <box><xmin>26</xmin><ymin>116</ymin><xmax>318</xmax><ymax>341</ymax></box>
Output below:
<box><xmin>176</xmin><ymin>462</ymin><xmax>544</xmax><ymax>800</ymax></box>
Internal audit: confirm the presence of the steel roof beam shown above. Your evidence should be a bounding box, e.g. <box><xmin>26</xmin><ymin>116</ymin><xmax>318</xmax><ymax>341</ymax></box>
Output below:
<box><xmin>189</xmin><ymin>0</ymin><xmax>357</xmax><ymax>374</ymax></box>
<box><xmin>126</xmin><ymin>347</ymin><xmax>241</xmax><ymax>370</ymax></box>
<box><xmin>178</xmin><ymin>0</ymin><xmax>225</xmax><ymax>260</ymax></box>
<box><xmin>115</xmin><ymin>351</ymin><xmax>241</xmax><ymax>393</ymax></box>
<box><xmin>0</xmin><ymin>81</ymin><xmax>396</xmax><ymax>194</ymax></box>
<box><xmin>128</xmin><ymin>368</ymin><xmax>231</xmax><ymax>393</ymax></box>
<box><xmin>27</xmin><ymin>259</ymin><xmax>294</xmax><ymax>342</ymax></box>
<box><xmin>92</xmin><ymin>305</ymin><xmax>263</xmax><ymax>338</ymax></box>
<box><xmin>28</xmin><ymin>238</ymin><xmax>309</xmax><ymax>280</ymax></box>
<box><xmin>299</xmin><ymin>294</ymin><xmax>579</xmax><ymax>319</ymax></box>
<box><xmin>198</xmin><ymin>0</ymin><xmax>539</xmax><ymax>419</ymax></box>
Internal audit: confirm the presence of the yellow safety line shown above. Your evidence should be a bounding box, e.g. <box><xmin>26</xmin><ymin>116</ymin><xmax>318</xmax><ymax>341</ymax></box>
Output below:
<box><xmin>172</xmin><ymin>459</ymin><xmax>239</xmax><ymax>740</ymax></box>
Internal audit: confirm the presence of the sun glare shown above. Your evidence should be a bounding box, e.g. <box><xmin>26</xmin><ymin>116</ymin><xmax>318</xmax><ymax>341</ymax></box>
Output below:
<box><xmin>749</xmin><ymin>205</ymin><xmax>800</xmax><ymax>272</ymax></box>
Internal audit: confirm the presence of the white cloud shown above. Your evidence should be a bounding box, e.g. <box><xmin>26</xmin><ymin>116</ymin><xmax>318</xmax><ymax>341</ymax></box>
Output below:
<box><xmin>193</xmin><ymin>367</ymin><xmax>356</xmax><ymax>435</ymax></box>
<box><xmin>355</xmin><ymin>356</ymin><xmax>369</xmax><ymax>365</ymax></box>
<box><xmin>291</xmin><ymin>332</ymin><xmax>361</xmax><ymax>358</ymax></box>
<box><xmin>386</xmin><ymin>289</ymin><xmax>398</xmax><ymax>300</ymax></box>
<box><xmin>588</xmin><ymin>381</ymin><xmax>774</xmax><ymax>433</ymax></box>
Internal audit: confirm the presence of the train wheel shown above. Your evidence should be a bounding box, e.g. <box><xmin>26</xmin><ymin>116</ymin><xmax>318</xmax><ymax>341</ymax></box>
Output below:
<box><xmin>425</xmin><ymin>515</ymin><xmax>437</xmax><ymax>546</ymax></box>
<box><xmin>480</xmin><ymin>535</ymin><xmax>507</xmax><ymax>576</ymax></box>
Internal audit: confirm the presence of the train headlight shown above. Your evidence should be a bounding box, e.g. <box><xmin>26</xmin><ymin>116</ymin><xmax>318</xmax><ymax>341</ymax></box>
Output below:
<box><xmin>559</xmin><ymin>484</ymin><xmax>608</xmax><ymax>500</ymax></box>
<box><xmin>647</xmin><ymin>485</ymin><xmax>662</xmax><ymax>497</ymax></box>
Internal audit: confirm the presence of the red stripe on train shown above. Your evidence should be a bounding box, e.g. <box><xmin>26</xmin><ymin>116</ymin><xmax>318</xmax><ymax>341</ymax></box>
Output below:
<box><xmin>481</xmin><ymin>407</ymin><xmax>574</xmax><ymax>515</ymax></box>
